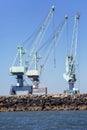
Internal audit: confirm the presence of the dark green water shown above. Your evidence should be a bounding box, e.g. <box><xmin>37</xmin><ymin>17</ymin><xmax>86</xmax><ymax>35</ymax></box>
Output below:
<box><xmin>0</xmin><ymin>110</ymin><xmax>87</xmax><ymax>130</ymax></box>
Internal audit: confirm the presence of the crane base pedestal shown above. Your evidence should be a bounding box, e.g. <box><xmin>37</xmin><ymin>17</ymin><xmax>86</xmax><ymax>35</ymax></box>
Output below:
<box><xmin>64</xmin><ymin>88</ymin><xmax>79</xmax><ymax>94</ymax></box>
<box><xmin>33</xmin><ymin>87</ymin><xmax>47</xmax><ymax>94</ymax></box>
<box><xmin>10</xmin><ymin>85</ymin><xmax>32</xmax><ymax>95</ymax></box>
<box><xmin>64</xmin><ymin>90</ymin><xmax>77</xmax><ymax>94</ymax></box>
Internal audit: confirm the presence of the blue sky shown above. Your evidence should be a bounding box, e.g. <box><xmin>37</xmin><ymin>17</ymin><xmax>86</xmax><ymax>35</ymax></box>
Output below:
<box><xmin>0</xmin><ymin>0</ymin><xmax>87</xmax><ymax>95</ymax></box>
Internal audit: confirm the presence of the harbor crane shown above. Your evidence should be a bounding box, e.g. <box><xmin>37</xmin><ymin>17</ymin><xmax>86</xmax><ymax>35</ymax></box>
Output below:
<box><xmin>26</xmin><ymin>6</ymin><xmax>55</xmax><ymax>94</ymax></box>
<box><xmin>9</xmin><ymin>46</ymin><xmax>32</xmax><ymax>95</ymax></box>
<box><xmin>26</xmin><ymin>15</ymin><xmax>68</xmax><ymax>94</ymax></box>
<box><xmin>63</xmin><ymin>13</ymin><xmax>80</xmax><ymax>94</ymax></box>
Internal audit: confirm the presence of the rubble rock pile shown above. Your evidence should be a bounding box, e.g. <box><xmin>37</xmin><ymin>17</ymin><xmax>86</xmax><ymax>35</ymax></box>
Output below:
<box><xmin>0</xmin><ymin>94</ymin><xmax>87</xmax><ymax>112</ymax></box>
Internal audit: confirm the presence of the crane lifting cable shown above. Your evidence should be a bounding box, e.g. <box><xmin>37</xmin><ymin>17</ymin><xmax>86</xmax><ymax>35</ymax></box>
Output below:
<box><xmin>37</xmin><ymin>26</ymin><xmax>57</xmax><ymax>53</ymax></box>
<box><xmin>22</xmin><ymin>31</ymin><xmax>37</xmax><ymax>46</ymax></box>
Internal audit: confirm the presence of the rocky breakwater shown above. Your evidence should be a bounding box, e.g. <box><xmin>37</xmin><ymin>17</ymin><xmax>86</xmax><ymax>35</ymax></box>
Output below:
<box><xmin>0</xmin><ymin>94</ymin><xmax>87</xmax><ymax>112</ymax></box>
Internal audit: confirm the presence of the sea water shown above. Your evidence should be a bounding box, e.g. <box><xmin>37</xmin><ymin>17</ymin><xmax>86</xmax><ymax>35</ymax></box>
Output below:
<box><xmin>0</xmin><ymin>110</ymin><xmax>87</xmax><ymax>130</ymax></box>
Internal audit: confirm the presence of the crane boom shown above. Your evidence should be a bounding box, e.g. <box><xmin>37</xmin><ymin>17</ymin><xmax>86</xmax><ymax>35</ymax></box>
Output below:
<box><xmin>71</xmin><ymin>13</ymin><xmax>80</xmax><ymax>61</ymax></box>
<box><xmin>30</xmin><ymin>6</ymin><xmax>55</xmax><ymax>56</ymax></box>
<box><xmin>28</xmin><ymin>6</ymin><xmax>55</xmax><ymax>69</ymax></box>
<box><xmin>40</xmin><ymin>16</ymin><xmax>68</xmax><ymax>71</ymax></box>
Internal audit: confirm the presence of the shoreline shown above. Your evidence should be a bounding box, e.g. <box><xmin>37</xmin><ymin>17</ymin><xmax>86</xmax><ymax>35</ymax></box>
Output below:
<box><xmin>0</xmin><ymin>94</ymin><xmax>87</xmax><ymax>112</ymax></box>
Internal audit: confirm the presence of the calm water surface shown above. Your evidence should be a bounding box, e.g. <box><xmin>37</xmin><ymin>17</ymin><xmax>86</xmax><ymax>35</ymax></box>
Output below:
<box><xmin>0</xmin><ymin>110</ymin><xmax>87</xmax><ymax>130</ymax></box>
